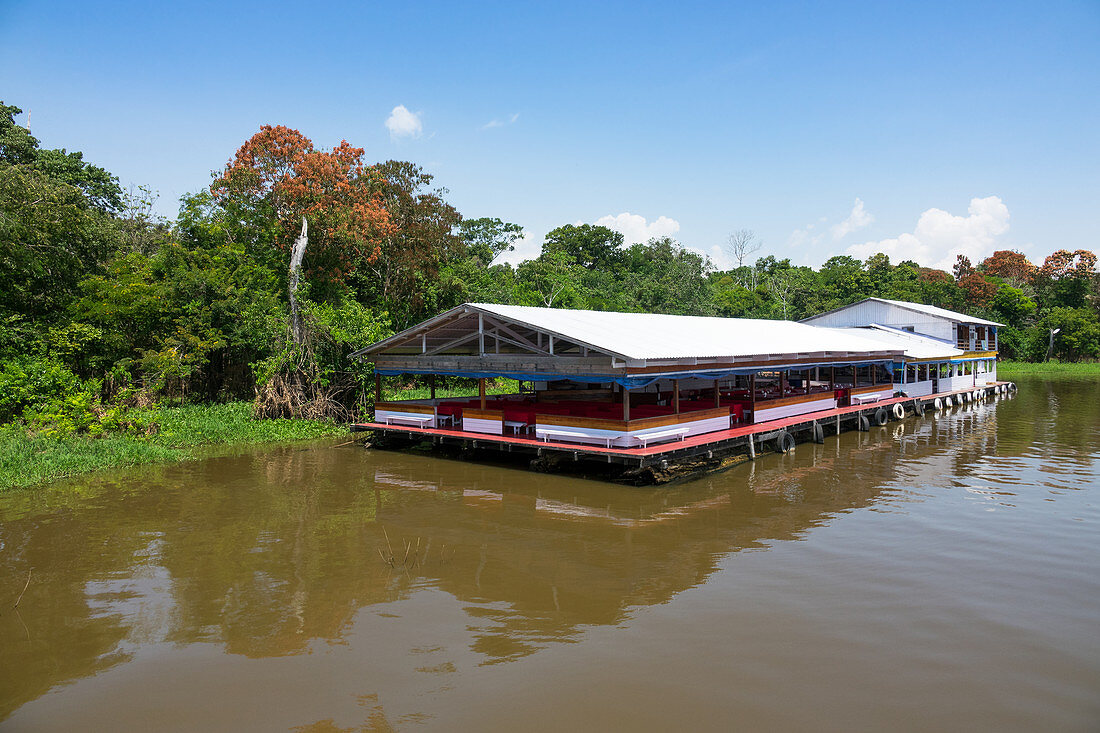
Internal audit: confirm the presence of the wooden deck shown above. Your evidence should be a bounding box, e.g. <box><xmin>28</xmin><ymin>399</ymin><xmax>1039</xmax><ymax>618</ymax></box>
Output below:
<box><xmin>353</xmin><ymin>382</ymin><xmax>1011</xmax><ymax>469</ymax></box>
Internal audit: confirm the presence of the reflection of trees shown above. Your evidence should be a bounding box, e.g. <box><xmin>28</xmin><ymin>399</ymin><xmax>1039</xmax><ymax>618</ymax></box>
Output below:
<box><xmin>0</xmin><ymin>477</ymin><xmax>153</xmax><ymax>720</ymax></box>
<box><xmin>5</xmin><ymin>387</ymin><xmax>1088</xmax><ymax>718</ymax></box>
<box><xmin>994</xmin><ymin>377</ymin><xmax>1100</xmax><ymax>461</ymax></box>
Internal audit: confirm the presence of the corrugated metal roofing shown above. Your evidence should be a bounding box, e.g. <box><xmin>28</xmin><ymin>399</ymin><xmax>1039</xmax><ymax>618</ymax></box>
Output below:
<box><xmin>468</xmin><ymin>303</ymin><xmax>900</xmax><ymax>361</ymax></box>
<box><xmin>874</xmin><ymin>298</ymin><xmax>1003</xmax><ymax>326</ymax></box>
<box><xmin>803</xmin><ymin>297</ymin><xmax>1003</xmax><ymax>327</ymax></box>
<box><xmin>823</xmin><ymin>325</ymin><xmax>965</xmax><ymax>360</ymax></box>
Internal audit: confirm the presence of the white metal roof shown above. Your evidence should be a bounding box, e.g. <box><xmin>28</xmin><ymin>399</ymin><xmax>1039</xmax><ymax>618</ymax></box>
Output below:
<box><xmin>822</xmin><ymin>325</ymin><xmax>965</xmax><ymax>360</ymax></box>
<box><xmin>803</xmin><ymin>297</ymin><xmax>1003</xmax><ymax>327</ymax></box>
<box><xmin>467</xmin><ymin>303</ymin><xmax>899</xmax><ymax>361</ymax></box>
<box><xmin>874</xmin><ymin>298</ymin><xmax>1003</xmax><ymax>326</ymax></box>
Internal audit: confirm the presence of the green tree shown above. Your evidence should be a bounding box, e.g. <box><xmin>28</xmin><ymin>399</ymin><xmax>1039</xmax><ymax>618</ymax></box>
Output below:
<box><xmin>0</xmin><ymin>102</ymin><xmax>121</xmax><ymax>211</ymax></box>
<box><xmin>0</xmin><ymin>165</ymin><xmax>118</xmax><ymax>319</ymax></box>
<box><xmin>1043</xmin><ymin>307</ymin><xmax>1100</xmax><ymax>362</ymax></box>
<box><xmin>988</xmin><ymin>283</ymin><xmax>1037</xmax><ymax>328</ymax></box>
<box><xmin>541</xmin><ymin>224</ymin><xmax>624</xmax><ymax>270</ymax></box>
<box><xmin>459</xmin><ymin>217</ymin><xmax>523</xmax><ymax>266</ymax></box>
<box><xmin>360</xmin><ymin>160</ymin><xmax>461</xmax><ymax>326</ymax></box>
<box><xmin>618</xmin><ymin>237</ymin><xmax>715</xmax><ymax>315</ymax></box>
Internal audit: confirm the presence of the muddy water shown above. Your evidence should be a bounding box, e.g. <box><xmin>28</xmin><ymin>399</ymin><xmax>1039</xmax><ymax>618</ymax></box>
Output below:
<box><xmin>0</xmin><ymin>378</ymin><xmax>1098</xmax><ymax>732</ymax></box>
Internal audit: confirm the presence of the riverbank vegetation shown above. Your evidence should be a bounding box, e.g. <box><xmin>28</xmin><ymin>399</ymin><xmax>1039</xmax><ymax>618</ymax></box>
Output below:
<box><xmin>996</xmin><ymin>360</ymin><xmax>1100</xmax><ymax>378</ymax></box>
<box><xmin>1</xmin><ymin>99</ymin><xmax>1098</xmax><ymax>488</ymax></box>
<box><xmin>0</xmin><ymin>403</ymin><xmax>344</xmax><ymax>491</ymax></box>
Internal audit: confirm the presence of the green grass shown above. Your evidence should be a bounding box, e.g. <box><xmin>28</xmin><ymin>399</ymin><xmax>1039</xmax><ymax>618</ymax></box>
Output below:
<box><xmin>0</xmin><ymin>402</ymin><xmax>347</xmax><ymax>492</ymax></box>
<box><xmin>997</xmin><ymin>360</ymin><xmax>1100</xmax><ymax>378</ymax></box>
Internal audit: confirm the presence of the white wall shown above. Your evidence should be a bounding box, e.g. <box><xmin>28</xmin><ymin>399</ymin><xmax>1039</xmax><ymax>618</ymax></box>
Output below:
<box><xmin>536</xmin><ymin>413</ymin><xmax>731</xmax><ymax>448</ymax></box>
<box><xmin>938</xmin><ymin>374</ymin><xmax>974</xmax><ymax>392</ymax></box>
<box><xmin>754</xmin><ymin>396</ymin><xmax>837</xmax><ymax>423</ymax></box>
<box><xmin>804</xmin><ymin>301</ymin><xmax>954</xmax><ymax>341</ymax></box>
<box><xmin>895</xmin><ymin>379</ymin><xmax>934</xmax><ymax>397</ymax></box>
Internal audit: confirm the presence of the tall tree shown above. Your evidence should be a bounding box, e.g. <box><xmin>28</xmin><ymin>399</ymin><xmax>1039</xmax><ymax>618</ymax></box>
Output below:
<box><xmin>980</xmin><ymin>250</ymin><xmax>1036</xmax><ymax>285</ymax></box>
<box><xmin>724</xmin><ymin>229</ymin><xmax>761</xmax><ymax>269</ymax></box>
<box><xmin>541</xmin><ymin>224</ymin><xmax>624</xmax><ymax>270</ymax></box>
<box><xmin>365</xmin><ymin>160</ymin><xmax>462</xmax><ymax>326</ymax></box>
<box><xmin>459</xmin><ymin>217</ymin><xmax>523</xmax><ymax>266</ymax></box>
<box><xmin>0</xmin><ymin>102</ymin><xmax>122</xmax><ymax>211</ymax></box>
<box><xmin>211</xmin><ymin>125</ymin><xmax>391</xmax><ymax>300</ymax></box>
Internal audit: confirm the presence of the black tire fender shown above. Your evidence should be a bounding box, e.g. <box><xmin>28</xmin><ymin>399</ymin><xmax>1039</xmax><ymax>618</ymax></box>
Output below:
<box><xmin>913</xmin><ymin>399</ymin><xmax>925</xmax><ymax>417</ymax></box>
<box><xmin>873</xmin><ymin>407</ymin><xmax>889</xmax><ymax>426</ymax></box>
<box><xmin>776</xmin><ymin>430</ymin><xmax>795</xmax><ymax>453</ymax></box>
<box><xmin>858</xmin><ymin>414</ymin><xmax>871</xmax><ymax>432</ymax></box>
<box><xmin>812</xmin><ymin>422</ymin><xmax>825</xmax><ymax>444</ymax></box>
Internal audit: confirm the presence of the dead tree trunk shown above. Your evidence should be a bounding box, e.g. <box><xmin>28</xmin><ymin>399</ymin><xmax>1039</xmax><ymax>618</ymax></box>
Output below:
<box><xmin>289</xmin><ymin>217</ymin><xmax>308</xmax><ymax>344</ymax></box>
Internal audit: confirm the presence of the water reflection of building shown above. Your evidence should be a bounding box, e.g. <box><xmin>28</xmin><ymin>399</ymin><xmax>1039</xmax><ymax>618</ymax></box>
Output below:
<box><xmin>0</xmin><ymin>397</ymin><xmax>1044</xmax><ymax>719</ymax></box>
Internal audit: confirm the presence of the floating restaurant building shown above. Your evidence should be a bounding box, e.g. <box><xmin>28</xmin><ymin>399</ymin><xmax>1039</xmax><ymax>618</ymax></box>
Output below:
<box><xmin>800</xmin><ymin>297</ymin><xmax>1003</xmax><ymax>396</ymax></box>
<box><xmin>352</xmin><ymin>301</ymin><xmax>1009</xmax><ymax>482</ymax></box>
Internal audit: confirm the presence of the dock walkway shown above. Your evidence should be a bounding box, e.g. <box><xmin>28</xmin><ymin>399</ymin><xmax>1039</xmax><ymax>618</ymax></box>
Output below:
<box><xmin>353</xmin><ymin>382</ymin><xmax>1011</xmax><ymax>470</ymax></box>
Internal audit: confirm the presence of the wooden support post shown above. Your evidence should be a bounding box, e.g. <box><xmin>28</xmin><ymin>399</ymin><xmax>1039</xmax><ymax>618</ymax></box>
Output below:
<box><xmin>750</xmin><ymin>373</ymin><xmax>756</xmax><ymax>423</ymax></box>
<box><xmin>748</xmin><ymin>434</ymin><xmax>755</xmax><ymax>460</ymax></box>
<box><xmin>429</xmin><ymin>374</ymin><xmax>436</xmax><ymax>400</ymax></box>
<box><xmin>623</xmin><ymin>387</ymin><xmax>630</xmax><ymax>421</ymax></box>
<box><xmin>479</xmin><ymin>378</ymin><xmax>486</xmax><ymax>409</ymax></box>
<box><xmin>714</xmin><ymin>379</ymin><xmax>721</xmax><ymax>408</ymax></box>
<box><xmin>374</xmin><ymin>373</ymin><xmax>381</xmax><ymax>401</ymax></box>
<box><xmin>780</xmin><ymin>370</ymin><xmax>786</xmax><ymax>396</ymax></box>
<box><xmin>673</xmin><ymin>379</ymin><xmax>680</xmax><ymax>414</ymax></box>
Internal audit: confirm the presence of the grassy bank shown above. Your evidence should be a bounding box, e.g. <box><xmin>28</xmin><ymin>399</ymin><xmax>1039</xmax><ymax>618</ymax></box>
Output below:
<box><xmin>0</xmin><ymin>402</ymin><xmax>347</xmax><ymax>492</ymax></box>
<box><xmin>997</xmin><ymin>360</ymin><xmax>1100</xmax><ymax>378</ymax></box>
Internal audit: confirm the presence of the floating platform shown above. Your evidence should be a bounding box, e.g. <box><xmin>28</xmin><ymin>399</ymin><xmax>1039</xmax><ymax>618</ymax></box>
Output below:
<box><xmin>353</xmin><ymin>382</ymin><xmax>1015</xmax><ymax>484</ymax></box>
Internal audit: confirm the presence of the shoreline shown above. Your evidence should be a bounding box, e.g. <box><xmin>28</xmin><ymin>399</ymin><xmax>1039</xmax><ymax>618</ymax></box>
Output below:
<box><xmin>0</xmin><ymin>402</ymin><xmax>348</xmax><ymax>492</ymax></box>
<box><xmin>996</xmin><ymin>360</ymin><xmax>1100</xmax><ymax>378</ymax></box>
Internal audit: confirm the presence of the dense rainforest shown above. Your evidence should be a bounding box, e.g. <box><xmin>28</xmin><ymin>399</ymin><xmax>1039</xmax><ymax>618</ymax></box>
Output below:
<box><xmin>2</xmin><ymin>101</ymin><xmax>1098</xmax><ymax>440</ymax></box>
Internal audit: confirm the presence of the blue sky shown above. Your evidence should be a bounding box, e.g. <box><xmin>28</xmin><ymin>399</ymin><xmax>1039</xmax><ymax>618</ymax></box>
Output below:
<box><xmin>2</xmin><ymin>0</ymin><xmax>1097</xmax><ymax>270</ymax></box>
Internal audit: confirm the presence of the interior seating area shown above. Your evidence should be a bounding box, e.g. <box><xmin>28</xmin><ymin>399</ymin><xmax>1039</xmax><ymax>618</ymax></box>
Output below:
<box><xmin>434</xmin><ymin>394</ymin><xmax>738</xmax><ymax>435</ymax></box>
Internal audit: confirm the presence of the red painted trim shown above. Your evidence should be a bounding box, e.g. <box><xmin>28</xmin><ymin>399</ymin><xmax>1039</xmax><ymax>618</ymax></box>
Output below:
<box><xmin>355</xmin><ymin>384</ymin><xmax>1002</xmax><ymax>459</ymax></box>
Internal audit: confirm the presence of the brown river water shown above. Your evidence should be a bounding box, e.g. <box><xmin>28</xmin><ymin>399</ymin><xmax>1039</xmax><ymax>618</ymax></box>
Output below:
<box><xmin>1</xmin><ymin>376</ymin><xmax>1098</xmax><ymax>732</ymax></box>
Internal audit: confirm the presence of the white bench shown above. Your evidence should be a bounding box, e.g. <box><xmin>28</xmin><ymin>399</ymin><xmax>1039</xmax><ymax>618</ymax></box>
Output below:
<box><xmin>851</xmin><ymin>394</ymin><xmax>881</xmax><ymax>405</ymax></box>
<box><xmin>633</xmin><ymin>427</ymin><xmax>688</xmax><ymax>448</ymax></box>
<box><xmin>536</xmin><ymin>429</ymin><xmax>614</xmax><ymax>448</ymax></box>
<box><xmin>384</xmin><ymin>414</ymin><xmax>434</xmax><ymax>427</ymax></box>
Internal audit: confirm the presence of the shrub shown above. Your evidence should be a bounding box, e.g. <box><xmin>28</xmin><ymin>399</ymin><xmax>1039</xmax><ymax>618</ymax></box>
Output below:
<box><xmin>0</xmin><ymin>356</ymin><xmax>84</xmax><ymax>422</ymax></box>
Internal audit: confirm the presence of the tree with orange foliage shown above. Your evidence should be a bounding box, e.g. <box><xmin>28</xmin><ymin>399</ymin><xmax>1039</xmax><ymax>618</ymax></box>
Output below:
<box><xmin>1039</xmin><ymin>249</ymin><xmax>1098</xmax><ymax>281</ymax></box>
<box><xmin>1035</xmin><ymin>248</ymin><xmax>1098</xmax><ymax>311</ymax></box>
<box><xmin>211</xmin><ymin>125</ymin><xmax>392</xmax><ymax>298</ymax></box>
<box><xmin>959</xmin><ymin>271</ymin><xmax>997</xmax><ymax>307</ymax></box>
<box><xmin>979</xmin><ymin>250</ymin><xmax>1036</xmax><ymax>284</ymax></box>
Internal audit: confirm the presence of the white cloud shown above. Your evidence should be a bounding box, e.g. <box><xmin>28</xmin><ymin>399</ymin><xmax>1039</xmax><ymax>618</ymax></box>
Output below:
<box><xmin>845</xmin><ymin>196</ymin><xmax>1010</xmax><ymax>270</ymax></box>
<box><xmin>481</xmin><ymin>112</ymin><xmax>520</xmax><ymax>130</ymax></box>
<box><xmin>704</xmin><ymin>244</ymin><xmax>733</xmax><ymax>270</ymax></box>
<box><xmin>593</xmin><ymin>212</ymin><xmax>680</xmax><ymax>245</ymax></box>
<box><xmin>385</xmin><ymin>105</ymin><xmax>422</xmax><ymax>140</ymax></box>
<box><xmin>788</xmin><ymin>222</ymin><xmax>825</xmax><ymax>250</ymax></box>
<box><xmin>830</xmin><ymin>198</ymin><xmax>873</xmax><ymax>241</ymax></box>
<box><xmin>787</xmin><ymin>214</ymin><xmax>827</xmax><ymax>250</ymax></box>
<box><xmin>498</xmin><ymin>230</ymin><xmax>542</xmax><ymax>266</ymax></box>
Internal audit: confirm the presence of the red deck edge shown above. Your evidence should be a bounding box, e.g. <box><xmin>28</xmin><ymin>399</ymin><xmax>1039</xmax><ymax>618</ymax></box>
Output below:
<box><xmin>354</xmin><ymin>383</ymin><xmax>1007</xmax><ymax>459</ymax></box>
